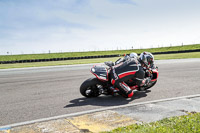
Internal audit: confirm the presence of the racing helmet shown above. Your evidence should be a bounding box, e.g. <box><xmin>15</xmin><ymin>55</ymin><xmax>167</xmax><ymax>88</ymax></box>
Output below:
<box><xmin>129</xmin><ymin>52</ymin><xmax>138</xmax><ymax>58</ymax></box>
<box><xmin>139</xmin><ymin>52</ymin><xmax>154</xmax><ymax>68</ymax></box>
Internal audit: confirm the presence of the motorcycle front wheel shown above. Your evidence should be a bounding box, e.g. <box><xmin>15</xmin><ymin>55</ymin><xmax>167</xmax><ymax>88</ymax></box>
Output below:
<box><xmin>80</xmin><ymin>78</ymin><xmax>102</xmax><ymax>98</ymax></box>
<box><xmin>144</xmin><ymin>80</ymin><xmax>157</xmax><ymax>90</ymax></box>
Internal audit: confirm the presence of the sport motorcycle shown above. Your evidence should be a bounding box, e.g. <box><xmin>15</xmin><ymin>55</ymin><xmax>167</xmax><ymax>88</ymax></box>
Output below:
<box><xmin>80</xmin><ymin>58</ymin><xmax>158</xmax><ymax>98</ymax></box>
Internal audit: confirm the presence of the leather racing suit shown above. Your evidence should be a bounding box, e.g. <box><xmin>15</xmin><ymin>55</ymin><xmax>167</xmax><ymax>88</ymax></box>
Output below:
<box><xmin>110</xmin><ymin>57</ymin><xmax>149</xmax><ymax>98</ymax></box>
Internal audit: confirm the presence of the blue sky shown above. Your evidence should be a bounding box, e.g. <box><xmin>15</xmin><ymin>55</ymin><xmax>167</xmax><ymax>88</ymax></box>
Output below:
<box><xmin>0</xmin><ymin>0</ymin><xmax>200</xmax><ymax>55</ymax></box>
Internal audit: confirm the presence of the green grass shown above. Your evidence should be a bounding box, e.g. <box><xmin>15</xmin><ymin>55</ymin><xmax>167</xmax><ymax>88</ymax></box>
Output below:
<box><xmin>154</xmin><ymin>52</ymin><xmax>200</xmax><ymax>60</ymax></box>
<box><xmin>0</xmin><ymin>44</ymin><xmax>200</xmax><ymax>61</ymax></box>
<box><xmin>104</xmin><ymin>112</ymin><xmax>200</xmax><ymax>133</ymax></box>
<box><xmin>0</xmin><ymin>52</ymin><xmax>200</xmax><ymax>69</ymax></box>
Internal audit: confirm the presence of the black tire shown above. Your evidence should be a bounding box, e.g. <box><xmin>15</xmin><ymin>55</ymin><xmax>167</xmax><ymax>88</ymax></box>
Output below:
<box><xmin>144</xmin><ymin>80</ymin><xmax>157</xmax><ymax>90</ymax></box>
<box><xmin>80</xmin><ymin>78</ymin><xmax>102</xmax><ymax>98</ymax></box>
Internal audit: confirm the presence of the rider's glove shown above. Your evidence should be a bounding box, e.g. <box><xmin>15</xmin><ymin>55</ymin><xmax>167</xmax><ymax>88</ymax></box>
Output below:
<box><xmin>146</xmin><ymin>70</ymin><xmax>151</xmax><ymax>77</ymax></box>
<box><xmin>146</xmin><ymin>68</ymin><xmax>153</xmax><ymax>78</ymax></box>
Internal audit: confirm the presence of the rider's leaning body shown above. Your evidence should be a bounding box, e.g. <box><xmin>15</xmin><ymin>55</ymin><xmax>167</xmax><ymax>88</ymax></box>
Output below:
<box><xmin>110</xmin><ymin>52</ymin><xmax>154</xmax><ymax>98</ymax></box>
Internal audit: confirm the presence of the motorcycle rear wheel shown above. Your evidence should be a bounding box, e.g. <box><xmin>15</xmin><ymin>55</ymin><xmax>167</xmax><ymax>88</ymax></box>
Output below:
<box><xmin>80</xmin><ymin>78</ymin><xmax>102</xmax><ymax>98</ymax></box>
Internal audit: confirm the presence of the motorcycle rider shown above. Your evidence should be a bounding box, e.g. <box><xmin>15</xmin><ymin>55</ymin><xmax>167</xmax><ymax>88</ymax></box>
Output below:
<box><xmin>115</xmin><ymin>52</ymin><xmax>138</xmax><ymax>64</ymax></box>
<box><xmin>105</xmin><ymin>52</ymin><xmax>138</xmax><ymax>67</ymax></box>
<box><xmin>110</xmin><ymin>52</ymin><xmax>154</xmax><ymax>98</ymax></box>
<box><xmin>129</xmin><ymin>52</ymin><xmax>138</xmax><ymax>59</ymax></box>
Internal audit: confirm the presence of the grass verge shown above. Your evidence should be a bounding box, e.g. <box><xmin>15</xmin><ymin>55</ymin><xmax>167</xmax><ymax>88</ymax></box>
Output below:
<box><xmin>104</xmin><ymin>112</ymin><xmax>200</xmax><ymax>133</ymax></box>
<box><xmin>154</xmin><ymin>52</ymin><xmax>200</xmax><ymax>60</ymax></box>
<box><xmin>0</xmin><ymin>44</ymin><xmax>200</xmax><ymax>61</ymax></box>
<box><xmin>0</xmin><ymin>52</ymin><xmax>200</xmax><ymax>69</ymax></box>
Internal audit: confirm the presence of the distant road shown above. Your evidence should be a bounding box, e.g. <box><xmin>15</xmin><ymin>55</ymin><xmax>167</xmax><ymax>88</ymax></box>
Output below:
<box><xmin>0</xmin><ymin>58</ymin><xmax>200</xmax><ymax>126</ymax></box>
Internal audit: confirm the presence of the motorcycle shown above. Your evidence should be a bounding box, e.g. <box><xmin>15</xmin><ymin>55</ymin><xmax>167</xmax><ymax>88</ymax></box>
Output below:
<box><xmin>80</xmin><ymin>58</ymin><xmax>159</xmax><ymax>98</ymax></box>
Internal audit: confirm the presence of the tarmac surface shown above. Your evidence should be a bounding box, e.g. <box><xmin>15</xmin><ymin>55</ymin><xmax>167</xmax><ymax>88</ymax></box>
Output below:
<box><xmin>0</xmin><ymin>58</ymin><xmax>200</xmax><ymax>132</ymax></box>
<box><xmin>0</xmin><ymin>94</ymin><xmax>200</xmax><ymax>133</ymax></box>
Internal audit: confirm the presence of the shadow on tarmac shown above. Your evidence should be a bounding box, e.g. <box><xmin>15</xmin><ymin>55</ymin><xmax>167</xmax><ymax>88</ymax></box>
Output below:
<box><xmin>64</xmin><ymin>90</ymin><xmax>151</xmax><ymax>108</ymax></box>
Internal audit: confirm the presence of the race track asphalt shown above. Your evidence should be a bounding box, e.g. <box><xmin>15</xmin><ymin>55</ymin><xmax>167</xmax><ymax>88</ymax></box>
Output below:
<box><xmin>0</xmin><ymin>58</ymin><xmax>200</xmax><ymax>126</ymax></box>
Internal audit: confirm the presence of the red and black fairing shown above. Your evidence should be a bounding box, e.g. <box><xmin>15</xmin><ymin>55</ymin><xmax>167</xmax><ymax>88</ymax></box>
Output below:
<box><xmin>90</xmin><ymin>65</ymin><xmax>109</xmax><ymax>81</ymax></box>
<box><xmin>151</xmin><ymin>68</ymin><xmax>159</xmax><ymax>82</ymax></box>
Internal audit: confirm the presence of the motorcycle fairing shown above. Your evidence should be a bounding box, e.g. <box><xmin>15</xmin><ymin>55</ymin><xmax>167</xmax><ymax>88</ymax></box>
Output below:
<box><xmin>90</xmin><ymin>65</ymin><xmax>109</xmax><ymax>81</ymax></box>
<box><xmin>151</xmin><ymin>69</ymin><xmax>159</xmax><ymax>81</ymax></box>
